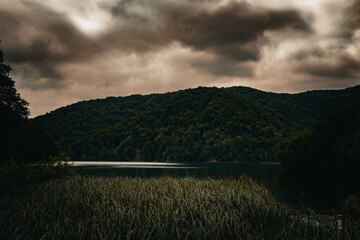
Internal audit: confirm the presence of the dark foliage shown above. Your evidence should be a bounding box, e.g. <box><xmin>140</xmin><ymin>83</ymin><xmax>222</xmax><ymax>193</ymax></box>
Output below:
<box><xmin>0</xmin><ymin>103</ymin><xmax>59</xmax><ymax>165</ymax></box>
<box><xmin>341</xmin><ymin>194</ymin><xmax>360</xmax><ymax>228</ymax></box>
<box><xmin>33</xmin><ymin>85</ymin><xmax>360</xmax><ymax>162</ymax></box>
<box><xmin>276</xmin><ymin>107</ymin><xmax>360</xmax><ymax>175</ymax></box>
<box><xmin>0</xmin><ymin>153</ymin><xmax>74</xmax><ymax>190</ymax></box>
<box><xmin>0</xmin><ymin>45</ymin><xmax>29</xmax><ymax>119</ymax></box>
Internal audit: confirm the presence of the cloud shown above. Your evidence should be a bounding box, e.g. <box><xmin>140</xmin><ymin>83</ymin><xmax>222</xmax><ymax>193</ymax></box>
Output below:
<box><xmin>102</xmin><ymin>0</ymin><xmax>311</xmax><ymax>67</ymax></box>
<box><xmin>282</xmin><ymin>0</ymin><xmax>360</xmax><ymax>81</ymax></box>
<box><xmin>0</xmin><ymin>3</ymin><xmax>101</xmax><ymax>89</ymax></box>
<box><xmin>295</xmin><ymin>54</ymin><xmax>360</xmax><ymax>79</ymax></box>
<box><xmin>291</xmin><ymin>48</ymin><xmax>326</xmax><ymax>61</ymax></box>
<box><xmin>191</xmin><ymin>55</ymin><xmax>255</xmax><ymax>77</ymax></box>
<box><xmin>320</xmin><ymin>0</ymin><xmax>360</xmax><ymax>41</ymax></box>
<box><xmin>164</xmin><ymin>1</ymin><xmax>311</xmax><ymax>62</ymax></box>
<box><xmin>129</xmin><ymin>1</ymin><xmax>310</xmax><ymax>78</ymax></box>
<box><xmin>0</xmin><ymin>0</ymin><xmax>311</xmax><ymax>87</ymax></box>
<box><xmin>347</xmin><ymin>0</ymin><xmax>360</xmax><ymax>31</ymax></box>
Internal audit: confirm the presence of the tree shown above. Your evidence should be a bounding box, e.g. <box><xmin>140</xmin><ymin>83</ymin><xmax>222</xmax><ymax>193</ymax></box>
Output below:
<box><xmin>0</xmin><ymin>42</ymin><xmax>29</xmax><ymax>118</ymax></box>
<box><xmin>276</xmin><ymin>108</ymin><xmax>360</xmax><ymax>175</ymax></box>
<box><xmin>142</xmin><ymin>140</ymin><xmax>155</xmax><ymax>161</ymax></box>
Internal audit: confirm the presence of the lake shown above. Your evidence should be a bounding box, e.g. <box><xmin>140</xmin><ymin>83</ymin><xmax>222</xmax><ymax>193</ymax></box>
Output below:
<box><xmin>71</xmin><ymin>161</ymin><xmax>360</xmax><ymax>211</ymax></box>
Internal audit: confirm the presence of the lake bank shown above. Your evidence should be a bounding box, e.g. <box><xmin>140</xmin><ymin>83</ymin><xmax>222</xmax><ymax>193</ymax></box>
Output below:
<box><xmin>69</xmin><ymin>161</ymin><xmax>360</xmax><ymax>211</ymax></box>
<box><xmin>1</xmin><ymin>176</ymin><xmax>355</xmax><ymax>240</ymax></box>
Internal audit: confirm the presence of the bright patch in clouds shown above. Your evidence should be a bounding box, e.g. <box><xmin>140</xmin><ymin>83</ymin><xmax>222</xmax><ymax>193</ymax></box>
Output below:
<box><xmin>35</xmin><ymin>0</ymin><xmax>114</xmax><ymax>35</ymax></box>
<box><xmin>71</xmin><ymin>15</ymin><xmax>107</xmax><ymax>35</ymax></box>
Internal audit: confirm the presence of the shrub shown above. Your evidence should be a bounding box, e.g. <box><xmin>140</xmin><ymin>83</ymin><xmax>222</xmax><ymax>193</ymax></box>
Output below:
<box><xmin>0</xmin><ymin>152</ymin><xmax>74</xmax><ymax>189</ymax></box>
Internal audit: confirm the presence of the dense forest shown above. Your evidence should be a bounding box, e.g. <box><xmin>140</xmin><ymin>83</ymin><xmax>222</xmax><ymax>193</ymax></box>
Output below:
<box><xmin>0</xmin><ymin>104</ymin><xmax>58</xmax><ymax>164</ymax></box>
<box><xmin>276</xmin><ymin>107</ymin><xmax>360</xmax><ymax>175</ymax></box>
<box><xmin>33</xmin><ymin>85</ymin><xmax>360</xmax><ymax>162</ymax></box>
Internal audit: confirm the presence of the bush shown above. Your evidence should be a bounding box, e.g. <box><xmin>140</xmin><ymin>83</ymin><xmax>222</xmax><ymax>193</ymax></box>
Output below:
<box><xmin>341</xmin><ymin>194</ymin><xmax>360</xmax><ymax>222</ymax></box>
<box><xmin>35</xmin><ymin>153</ymin><xmax>75</xmax><ymax>179</ymax></box>
<box><xmin>0</xmin><ymin>153</ymin><xmax>74</xmax><ymax>189</ymax></box>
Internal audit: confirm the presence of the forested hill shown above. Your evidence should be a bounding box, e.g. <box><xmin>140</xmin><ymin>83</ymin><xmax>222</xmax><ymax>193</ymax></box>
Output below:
<box><xmin>33</xmin><ymin>85</ymin><xmax>360</xmax><ymax>162</ymax></box>
<box><xmin>277</xmin><ymin>107</ymin><xmax>360</xmax><ymax>175</ymax></box>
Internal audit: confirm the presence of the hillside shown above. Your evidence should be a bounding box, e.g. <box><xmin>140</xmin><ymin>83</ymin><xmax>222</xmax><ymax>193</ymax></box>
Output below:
<box><xmin>276</xmin><ymin>107</ymin><xmax>360</xmax><ymax>175</ymax></box>
<box><xmin>33</xmin><ymin>85</ymin><xmax>360</xmax><ymax>162</ymax></box>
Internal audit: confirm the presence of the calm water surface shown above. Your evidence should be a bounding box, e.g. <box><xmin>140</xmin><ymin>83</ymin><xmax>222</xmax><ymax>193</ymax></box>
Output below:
<box><xmin>71</xmin><ymin>161</ymin><xmax>360</xmax><ymax>211</ymax></box>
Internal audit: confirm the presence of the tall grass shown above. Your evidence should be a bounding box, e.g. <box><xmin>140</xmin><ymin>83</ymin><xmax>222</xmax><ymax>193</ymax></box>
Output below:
<box><xmin>0</xmin><ymin>176</ymin><xmax>356</xmax><ymax>239</ymax></box>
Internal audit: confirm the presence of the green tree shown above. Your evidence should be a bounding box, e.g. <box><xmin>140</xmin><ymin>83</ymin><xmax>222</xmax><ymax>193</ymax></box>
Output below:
<box><xmin>142</xmin><ymin>140</ymin><xmax>155</xmax><ymax>162</ymax></box>
<box><xmin>0</xmin><ymin>42</ymin><xmax>29</xmax><ymax>118</ymax></box>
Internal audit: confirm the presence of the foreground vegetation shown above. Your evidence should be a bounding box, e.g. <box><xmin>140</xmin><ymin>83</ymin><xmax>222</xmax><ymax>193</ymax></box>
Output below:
<box><xmin>1</xmin><ymin>176</ymin><xmax>357</xmax><ymax>240</ymax></box>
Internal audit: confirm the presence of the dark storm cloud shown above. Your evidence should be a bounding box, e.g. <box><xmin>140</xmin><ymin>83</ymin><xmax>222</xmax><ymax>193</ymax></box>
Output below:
<box><xmin>291</xmin><ymin>48</ymin><xmax>326</xmax><ymax>61</ymax></box>
<box><xmin>102</xmin><ymin>0</ymin><xmax>310</xmax><ymax>76</ymax></box>
<box><xmin>296</xmin><ymin>55</ymin><xmax>360</xmax><ymax>79</ymax></box>
<box><xmin>5</xmin><ymin>37</ymin><xmax>66</xmax><ymax>81</ymax></box>
<box><xmin>0</xmin><ymin>0</ymin><xmax>320</xmax><ymax>89</ymax></box>
<box><xmin>1</xmin><ymin>0</ymin><xmax>311</xmax><ymax>84</ymax></box>
<box><xmin>163</xmin><ymin>1</ymin><xmax>310</xmax><ymax>77</ymax></box>
<box><xmin>0</xmin><ymin>2</ymin><xmax>100</xmax><ymax>89</ymax></box>
<box><xmin>166</xmin><ymin>1</ymin><xmax>311</xmax><ymax>61</ymax></box>
<box><xmin>348</xmin><ymin>0</ymin><xmax>360</xmax><ymax>29</ymax></box>
<box><xmin>104</xmin><ymin>0</ymin><xmax>147</xmax><ymax>22</ymax></box>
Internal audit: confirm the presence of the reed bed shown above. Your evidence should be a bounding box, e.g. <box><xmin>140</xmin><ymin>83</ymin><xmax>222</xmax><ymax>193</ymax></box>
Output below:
<box><xmin>0</xmin><ymin>176</ymin><xmax>355</xmax><ymax>239</ymax></box>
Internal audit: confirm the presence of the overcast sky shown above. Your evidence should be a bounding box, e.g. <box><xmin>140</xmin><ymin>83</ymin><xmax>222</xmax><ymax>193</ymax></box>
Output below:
<box><xmin>1</xmin><ymin>0</ymin><xmax>360</xmax><ymax>116</ymax></box>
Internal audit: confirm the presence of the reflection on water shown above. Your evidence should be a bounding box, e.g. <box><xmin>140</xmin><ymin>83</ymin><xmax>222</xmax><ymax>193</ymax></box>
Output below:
<box><xmin>71</xmin><ymin>161</ymin><xmax>187</xmax><ymax>166</ymax></box>
<box><xmin>71</xmin><ymin>161</ymin><xmax>283</xmax><ymax>184</ymax></box>
<box><xmin>71</xmin><ymin>161</ymin><xmax>360</xmax><ymax>211</ymax></box>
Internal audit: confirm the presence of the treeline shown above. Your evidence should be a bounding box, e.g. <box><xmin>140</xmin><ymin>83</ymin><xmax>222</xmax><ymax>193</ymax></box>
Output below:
<box><xmin>276</xmin><ymin>107</ymin><xmax>360</xmax><ymax>175</ymax></box>
<box><xmin>33</xmin><ymin>85</ymin><xmax>360</xmax><ymax>162</ymax></box>
<box><xmin>1</xmin><ymin>42</ymin><xmax>75</xmax><ymax>187</ymax></box>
